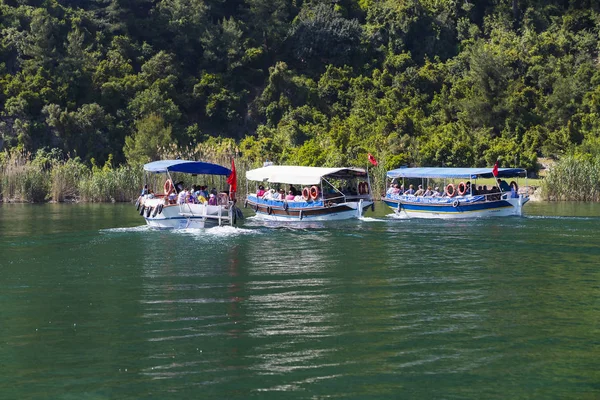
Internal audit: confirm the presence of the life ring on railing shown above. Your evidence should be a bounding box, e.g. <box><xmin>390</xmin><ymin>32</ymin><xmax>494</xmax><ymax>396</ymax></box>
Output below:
<box><xmin>310</xmin><ymin>186</ymin><xmax>319</xmax><ymax>200</ymax></box>
<box><xmin>446</xmin><ymin>184</ymin><xmax>456</xmax><ymax>198</ymax></box>
<box><xmin>302</xmin><ymin>187</ymin><xmax>310</xmax><ymax>201</ymax></box>
<box><xmin>163</xmin><ymin>179</ymin><xmax>174</xmax><ymax>195</ymax></box>
<box><xmin>457</xmin><ymin>182</ymin><xmax>467</xmax><ymax>196</ymax></box>
<box><xmin>452</xmin><ymin>199</ymin><xmax>460</xmax><ymax>208</ymax></box>
<box><xmin>510</xmin><ymin>181</ymin><xmax>518</xmax><ymax>192</ymax></box>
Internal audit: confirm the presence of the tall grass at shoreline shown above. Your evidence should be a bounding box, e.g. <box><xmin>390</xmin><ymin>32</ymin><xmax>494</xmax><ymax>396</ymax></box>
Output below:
<box><xmin>543</xmin><ymin>155</ymin><xmax>600</xmax><ymax>201</ymax></box>
<box><xmin>1</xmin><ymin>150</ymin><xmax>143</xmax><ymax>203</ymax></box>
<box><xmin>5</xmin><ymin>146</ymin><xmax>589</xmax><ymax>203</ymax></box>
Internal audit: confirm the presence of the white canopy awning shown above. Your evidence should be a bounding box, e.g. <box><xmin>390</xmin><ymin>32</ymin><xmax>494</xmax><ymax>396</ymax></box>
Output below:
<box><xmin>245</xmin><ymin>165</ymin><xmax>367</xmax><ymax>185</ymax></box>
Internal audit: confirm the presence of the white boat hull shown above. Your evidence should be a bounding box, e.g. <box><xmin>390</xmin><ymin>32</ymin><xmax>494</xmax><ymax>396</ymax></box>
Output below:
<box><xmin>246</xmin><ymin>197</ymin><xmax>374</xmax><ymax>222</ymax></box>
<box><xmin>137</xmin><ymin>198</ymin><xmax>236</xmax><ymax>229</ymax></box>
<box><xmin>385</xmin><ymin>196</ymin><xmax>529</xmax><ymax>219</ymax></box>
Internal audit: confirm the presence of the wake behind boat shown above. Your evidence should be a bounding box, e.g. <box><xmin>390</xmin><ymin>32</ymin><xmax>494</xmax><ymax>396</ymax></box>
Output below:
<box><xmin>135</xmin><ymin>159</ymin><xmax>241</xmax><ymax>229</ymax></box>
<box><xmin>244</xmin><ymin>165</ymin><xmax>374</xmax><ymax>221</ymax></box>
<box><xmin>382</xmin><ymin>166</ymin><xmax>530</xmax><ymax>219</ymax></box>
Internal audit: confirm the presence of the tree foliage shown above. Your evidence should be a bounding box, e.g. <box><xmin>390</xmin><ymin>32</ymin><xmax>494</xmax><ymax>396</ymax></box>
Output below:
<box><xmin>2</xmin><ymin>0</ymin><xmax>600</xmax><ymax>175</ymax></box>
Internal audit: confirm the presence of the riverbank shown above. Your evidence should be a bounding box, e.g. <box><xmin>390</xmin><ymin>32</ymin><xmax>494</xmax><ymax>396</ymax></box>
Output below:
<box><xmin>0</xmin><ymin>150</ymin><xmax>593</xmax><ymax>204</ymax></box>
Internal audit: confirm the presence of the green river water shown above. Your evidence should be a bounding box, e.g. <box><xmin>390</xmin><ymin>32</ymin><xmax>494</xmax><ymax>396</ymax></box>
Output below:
<box><xmin>0</xmin><ymin>202</ymin><xmax>598</xmax><ymax>399</ymax></box>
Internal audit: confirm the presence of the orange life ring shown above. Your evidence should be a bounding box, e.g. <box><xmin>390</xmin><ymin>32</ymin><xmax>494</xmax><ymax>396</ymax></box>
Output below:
<box><xmin>164</xmin><ymin>179</ymin><xmax>173</xmax><ymax>195</ymax></box>
<box><xmin>302</xmin><ymin>187</ymin><xmax>310</xmax><ymax>201</ymax></box>
<box><xmin>362</xmin><ymin>181</ymin><xmax>370</xmax><ymax>194</ymax></box>
<box><xmin>446</xmin><ymin>184</ymin><xmax>456</xmax><ymax>198</ymax></box>
<box><xmin>310</xmin><ymin>186</ymin><xmax>319</xmax><ymax>200</ymax></box>
<box><xmin>457</xmin><ymin>181</ymin><xmax>467</xmax><ymax>196</ymax></box>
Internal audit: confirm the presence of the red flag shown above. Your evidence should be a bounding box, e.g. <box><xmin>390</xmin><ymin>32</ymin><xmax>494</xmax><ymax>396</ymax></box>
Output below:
<box><xmin>368</xmin><ymin>153</ymin><xmax>378</xmax><ymax>166</ymax></box>
<box><xmin>227</xmin><ymin>159</ymin><xmax>237</xmax><ymax>193</ymax></box>
<box><xmin>492</xmin><ymin>160</ymin><xmax>499</xmax><ymax>177</ymax></box>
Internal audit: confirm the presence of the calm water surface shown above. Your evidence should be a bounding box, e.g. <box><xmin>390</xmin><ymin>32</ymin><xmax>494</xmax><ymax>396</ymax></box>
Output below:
<box><xmin>0</xmin><ymin>202</ymin><xmax>599</xmax><ymax>399</ymax></box>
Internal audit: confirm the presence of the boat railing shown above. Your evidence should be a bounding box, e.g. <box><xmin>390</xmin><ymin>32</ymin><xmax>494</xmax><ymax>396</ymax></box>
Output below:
<box><xmin>178</xmin><ymin>200</ymin><xmax>234</xmax><ymax>226</ymax></box>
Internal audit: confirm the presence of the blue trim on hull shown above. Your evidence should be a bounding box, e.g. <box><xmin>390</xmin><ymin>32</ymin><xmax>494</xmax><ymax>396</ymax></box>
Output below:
<box><xmin>384</xmin><ymin>199</ymin><xmax>513</xmax><ymax>214</ymax></box>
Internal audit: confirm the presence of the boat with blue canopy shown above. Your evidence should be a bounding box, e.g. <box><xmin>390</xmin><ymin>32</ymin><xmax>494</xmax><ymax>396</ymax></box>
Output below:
<box><xmin>135</xmin><ymin>159</ymin><xmax>241</xmax><ymax>229</ymax></box>
<box><xmin>244</xmin><ymin>165</ymin><xmax>374</xmax><ymax>221</ymax></box>
<box><xmin>382</xmin><ymin>166</ymin><xmax>529</xmax><ymax>219</ymax></box>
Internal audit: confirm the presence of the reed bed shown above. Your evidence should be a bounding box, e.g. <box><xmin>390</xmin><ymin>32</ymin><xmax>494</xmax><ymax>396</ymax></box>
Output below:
<box><xmin>0</xmin><ymin>151</ymin><xmax>143</xmax><ymax>203</ymax></box>
<box><xmin>543</xmin><ymin>155</ymin><xmax>600</xmax><ymax>201</ymax></box>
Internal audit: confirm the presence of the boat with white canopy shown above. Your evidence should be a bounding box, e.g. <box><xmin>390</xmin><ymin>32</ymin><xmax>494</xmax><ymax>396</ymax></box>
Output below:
<box><xmin>135</xmin><ymin>159</ymin><xmax>241</xmax><ymax>229</ymax></box>
<box><xmin>382</xmin><ymin>167</ymin><xmax>529</xmax><ymax>219</ymax></box>
<box><xmin>245</xmin><ymin>165</ymin><xmax>374</xmax><ymax>221</ymax></box>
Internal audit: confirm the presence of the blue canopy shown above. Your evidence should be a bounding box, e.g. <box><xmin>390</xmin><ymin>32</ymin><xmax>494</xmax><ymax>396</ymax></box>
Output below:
<box><xmin>386</xmin><ymin>167</ymin><xmax>526</xmax><ymax>179</ymax></box>
<box><xmin>144</xmin><ymin>160</ymin><xmax>231</xmax><ymax>176</ymax></box>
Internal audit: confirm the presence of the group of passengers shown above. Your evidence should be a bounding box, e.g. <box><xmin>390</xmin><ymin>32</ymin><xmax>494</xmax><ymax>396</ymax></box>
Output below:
<box><xmin>387</xmin><ymin>183</ymin><xmax>443</xmax><ymax>197</ymax></box>
<box><xmin>387</xmin><ymin>178</ymin><xmax>514</xmax><ymax>198</ymax></box>
<box><xmin>256</xmin><ymin>184</ymin><xmax>309</xmax><ymax>202</ymax></box>
<box><xmin>174</xmin><ymin>184</ymin><xmax>221</xmax><ymax>205</ymax></box>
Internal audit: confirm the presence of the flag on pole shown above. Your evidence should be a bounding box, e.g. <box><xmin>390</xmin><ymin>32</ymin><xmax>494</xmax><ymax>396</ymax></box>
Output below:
<box><xmin>227</xmin><ymin>159</ymin><xmax>237</xmax><ymax>193</ymax></box>
<box><xmin>492</xmin><ymin>160</ymin><xmax>499</xmax><ymax>177</ymax></box>
<box><xmin>368</xmin><ymin>153</ymin><xmax>378</xmax><ymax>166</ymax></box>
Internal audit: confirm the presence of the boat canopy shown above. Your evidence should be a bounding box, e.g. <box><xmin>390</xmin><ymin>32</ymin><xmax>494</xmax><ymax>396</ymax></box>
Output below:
<box><xmin>246</xmin><ymin>165</ymin><xmax>367</xmax><ymax>185</ymax></box>
<box><xmin>386</xmin><ymin>167</ymin><xmax>527</xmax><ymax>179</ymax></box>
<box><xmin>144</xmin><ymin>160</ymin><xmax>231</xmax><ymax>175</ymax></box>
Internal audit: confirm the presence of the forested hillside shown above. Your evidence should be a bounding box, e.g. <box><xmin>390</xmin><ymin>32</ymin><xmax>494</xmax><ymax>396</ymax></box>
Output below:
<box><xmin>2</xmin><ymin>0</ymin><xmax>600</xmax><ymax>174</ymax></box>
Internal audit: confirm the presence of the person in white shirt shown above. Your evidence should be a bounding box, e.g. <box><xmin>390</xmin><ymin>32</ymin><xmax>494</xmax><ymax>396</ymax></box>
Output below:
<box><xmin>177</xmin><ymin>189</ymin><xmax>188</xmax><ymax>204</ymax></box>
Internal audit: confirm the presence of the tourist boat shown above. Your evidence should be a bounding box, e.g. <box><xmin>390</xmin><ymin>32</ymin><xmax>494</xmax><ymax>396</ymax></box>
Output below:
<box><xmin>382</xmin><ymin>167</ymin><xmax>529</xmax><ymax>219</ymax></box>
<box><xmin>135</xmin><ymin>160</ymin><xmax>241</xmax><ymax>229</ymax></box>
<box><xmin>244</xmin><ymin>165</ymin><xmax>374</xmax><ymax>221</ymax></box>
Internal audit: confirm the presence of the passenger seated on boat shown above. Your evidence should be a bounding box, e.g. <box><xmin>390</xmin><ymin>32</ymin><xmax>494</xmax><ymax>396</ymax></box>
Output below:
<box><xmin>177</xmin><ymin>188</ymin><xmax>189</xmax><ymax>204</ymax></box>
<box><xmin>432</xmin><ymin>187</ymin><xmax>441</xmax><ymax>197</ymax></box>
<box><xmin>497</xmin><ymin>179</ymin><xmax>511</xmax><ymax>192</ymax></box>
<box><xmin>489</xmin><ymin>186</ymin><xmax>501</xmax><ymax>200</ymax></box>
<box><xmin>277</xmin><ymin>188</ymin><xmax>286</xmax><ymax>200</ymax></box>
<box><xmin>175</xmin><ymin>181</ymin><xmax>184</xmax><ymax>193</ymax></box>
<box><xmin>294</xmin><ymin>195</ymin><xmax>303</xmax><ymax>202</ymax></box>
<box><xmin>199</xmin><ymin>186</ymin><xmax>209</xmax><ymax>198</ymax></box>
<box><xmin>482</xmin><ymin>185</ymin><xmax>488</xmax><ymax>194</ymax></box>
<box><xmin>414</xmin><ymin>185</ymin><xmax>425</xmax><ymax>196</ymax></box>
<box><xmin>423</xmin><ymin>186</ymin><xmax>433</xmax><ymax>196</ymax></box>
<box><xmin>387</xmin><ymin>183</ymin><xmax>395</xmax><ymax>195</ymax></box>
<box><xmin>208</xmin><ymin>193</ymin><xmax>217</xmax><ymax>205</ymax></box>
<box><xmin>289</xmin><ymin>185</ymin><xmax>299</xmax><ymax>196</ymax></box>
<box><xmin>256</xmin><ymin>185</ymin><xmax>266</xmax><ymax>197</ymax></box>
<box><xmin>285</xmin><ymin>191</ymin><xmax>295</xmax><ymax>201</ymax></box>
<box><xmin>405</xmin><ymin>184</ymin><xmax>415</xmax><ymax>195</ymax></box>
<box><xmin>168</xmin><ymin>191</ymin><xmax>177</xmax><ymax>204</ymax></box>
<box><xmin>263</xmin><ymin>189</ymin><xmax>275</xmax><ymax>200</ymax></box>
<box><xmin>478</xmin><ymin>185</ymin><xmax>484</xmax><ymax>194</ymax></box>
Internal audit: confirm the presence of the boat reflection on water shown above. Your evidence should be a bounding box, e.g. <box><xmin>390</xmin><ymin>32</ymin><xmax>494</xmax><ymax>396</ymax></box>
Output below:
<box><xmin>243</xmin><ymin>215</ymin><xmax>328</xmax><ymax>230</ymax></box>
